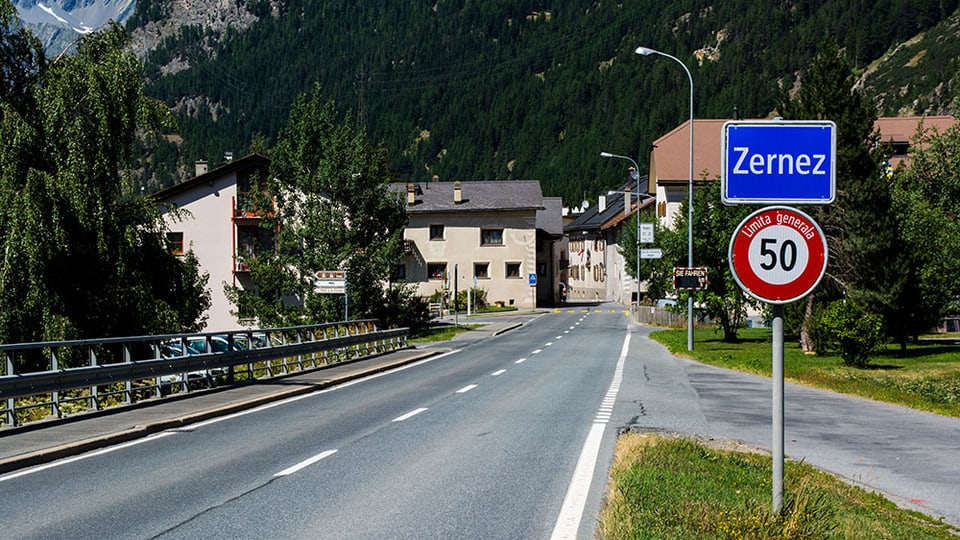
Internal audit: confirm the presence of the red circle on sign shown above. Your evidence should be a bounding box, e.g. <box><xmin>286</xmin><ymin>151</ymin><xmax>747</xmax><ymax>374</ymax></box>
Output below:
<box><xmin>728</xmin><ymin>206</ymin><xmax>827</xmax><ymax>304</ymax></box>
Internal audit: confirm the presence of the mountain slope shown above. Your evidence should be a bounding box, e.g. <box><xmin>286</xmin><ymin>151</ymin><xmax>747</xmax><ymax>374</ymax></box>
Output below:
<box><xmin>14</xmin><ymin>0</ymin><xmax>136</xmax><ymax>53</ymax></box>
<box><xmin>81</xmin><ymin>1</ymin><xmax>960</xmax><ymax>201</ymax></box>
<box><xmin>857</xmin><ymin>10</ymin><xmax>960</xmax><ymax>116</ymax></box>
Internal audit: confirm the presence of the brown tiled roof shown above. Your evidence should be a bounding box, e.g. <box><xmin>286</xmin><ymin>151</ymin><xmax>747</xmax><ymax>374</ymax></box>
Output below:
<box><xmin>650</xmin><ymin>119</ymin><xmax>735</xmax><ymax>185</ymax></box>
<box><xmin>389</xmin><ymin>180</ymin><xmax>544</xmax><ymax>213</ymax></box>
<box><xmin>875</xmin><ymin>116</ymin><xmax>958</xmax><ymax>143</ymax></box>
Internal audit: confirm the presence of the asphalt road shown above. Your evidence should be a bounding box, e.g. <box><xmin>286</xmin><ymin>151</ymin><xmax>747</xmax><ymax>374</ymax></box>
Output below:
<box><xmin>2</xmin><ymin>306</ymin><xmax>958</xmax><ymax>538</ymax></box>
<box><xmin>1</xmin><ymin>309</ymin><xmax>633</xmax><ymax>539</ymax></box>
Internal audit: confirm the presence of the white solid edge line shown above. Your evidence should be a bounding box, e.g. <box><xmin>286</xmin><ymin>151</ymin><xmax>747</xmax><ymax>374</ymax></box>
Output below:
<box><xmin>274</xmin><ymin>449</ymin><xmax>338</xmax><ymax>477</ymax></box>
<box><xmin>0</xmin><ymin>432</ymin><xmax>175</xmax><ymax>483</ymax></box>
<box><xmin>549</xmin><ymin>423</ymin><xmax>605</xmax><ymax>539</ymax></box>
<box><xmin>550</xmin><ymin>330</ymin><xmax>631</xmax><ymax>540</ymax></box>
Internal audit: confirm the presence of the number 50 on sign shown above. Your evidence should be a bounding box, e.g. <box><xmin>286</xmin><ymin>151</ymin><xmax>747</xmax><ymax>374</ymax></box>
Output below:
<box><xmin>729</xmin><ymin>206</ymin><xmax>828</xmax><ymax>304</ymax></box>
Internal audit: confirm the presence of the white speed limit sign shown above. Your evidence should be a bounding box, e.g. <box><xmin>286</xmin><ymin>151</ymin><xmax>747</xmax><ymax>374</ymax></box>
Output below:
<box><xmin>728</xmin><ymin>206</ymin><xmax>828</xmax><ymax>304</ymax></box>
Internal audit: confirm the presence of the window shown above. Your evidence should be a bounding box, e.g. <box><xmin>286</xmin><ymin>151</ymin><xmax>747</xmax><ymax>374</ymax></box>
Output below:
<box><xmin>427</xmin><ymin>263</ymin><xmax>447</xmax><ymax>280</ymax></box>
<box><xmin>474</xmin><ymin>263</ymin><xmax>489</xmax><ymax>279</ymax></box>
<box><xmin>505</xmin><ymin>262</ymin><xmax>521</xmax><ymax>278</ymax></box>
<box><xmin>481</xmin><ymin>228</ymin><xmax>503</xmax><ymax>246</ymax></box>
<box><xmin>166</xmin><ymin>232</ymin><xmax>184</xmax><ymax>255</ymax></box>
<box><xmin>236</xmin><ymin>225</ymin><xmax>275</xmax><ymax>270</ymax></box>
<box><xmin>429</xmin><ymin>224</ymin><xmax>445</xmax><ymax>240</ymax></box>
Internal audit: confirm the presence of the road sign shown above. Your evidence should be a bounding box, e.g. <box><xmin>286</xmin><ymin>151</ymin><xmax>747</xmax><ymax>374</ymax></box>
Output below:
<box><xmin>673</xmin><ymin>267</ymin><xmax>708</xmax><ymax>290</ymax></box>
<box><xmin>728</xmin><ymin>206</ymin><xmax>827</xmax><ymax>304</ymax></box>
<box><xmin>721</xmin><ymin>120</ymin><xmax>836</xmax><ymax>205</ymax></box>
<box><xmin>640</xmin><ymin>248</ymin><xmax>663</xmax><ymax>259</ymax></box>
<box><xmin>528</xmin><ymin>273</ymin><xmax>537</xmax><ymax>286</ymax></box>
<box><xmin>639</xmin><ymin>223</ymin><xmax>654</xmax><ymax>243</ymax></box>
<box><xmin>314</xmin><ymin>270</ymin><xmax>346</xmax><ymax>294</ymax></box>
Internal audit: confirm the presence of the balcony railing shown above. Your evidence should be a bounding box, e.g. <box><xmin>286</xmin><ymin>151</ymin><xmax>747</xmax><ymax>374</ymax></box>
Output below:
<box><xmin>233</xmin><ymin>193</ymin><xmax>274</xmax><ymax>219</ymax></box>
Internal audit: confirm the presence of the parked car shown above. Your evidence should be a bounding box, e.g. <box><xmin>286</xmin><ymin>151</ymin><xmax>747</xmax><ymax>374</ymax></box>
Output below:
<box><xmin>158</xmin><ymin>336</ymin><xmax>242</xmax><ymax>392</ymax></box>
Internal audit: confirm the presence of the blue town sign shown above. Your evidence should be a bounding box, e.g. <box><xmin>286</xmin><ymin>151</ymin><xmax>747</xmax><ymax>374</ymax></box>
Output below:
<box><xmin>721</xmin><ymin>120</ymin><xmax>836</xmax><ymax>205</ymax></box>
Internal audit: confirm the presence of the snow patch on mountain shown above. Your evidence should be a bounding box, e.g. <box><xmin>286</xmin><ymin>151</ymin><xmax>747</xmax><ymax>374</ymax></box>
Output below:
<box><xmin>14</xmin><ymin>0</ymin><xmax>136</xmax><ymax>35</ymax></box>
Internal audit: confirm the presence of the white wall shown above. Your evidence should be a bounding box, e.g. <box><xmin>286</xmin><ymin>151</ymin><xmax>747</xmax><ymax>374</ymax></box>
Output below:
<box><xmin>161</xmin><ymin>174</ymin><xmax>247</xmax><ymax>332</ymax></box>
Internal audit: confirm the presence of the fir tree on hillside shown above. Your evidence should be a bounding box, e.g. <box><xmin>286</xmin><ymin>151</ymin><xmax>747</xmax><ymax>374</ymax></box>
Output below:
<box><xmin>777</xmin><ymin>40</ymin><xmax>898</xmax><ymax>353</ymax></box>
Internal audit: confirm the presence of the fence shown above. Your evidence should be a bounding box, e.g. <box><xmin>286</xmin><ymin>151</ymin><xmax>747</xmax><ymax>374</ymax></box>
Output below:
<box><xmin>633</xmin><ymin>305</ymin><xmax>688</xmax><ymax>327</ymax></box>
<box><xmin>0</xmin><ymin>320</ymin><xmax>408</xmax><ymax>427</ymax></box>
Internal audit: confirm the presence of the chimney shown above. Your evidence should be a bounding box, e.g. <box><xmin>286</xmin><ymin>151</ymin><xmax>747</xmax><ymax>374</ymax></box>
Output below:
<box><xmin>598</xmin><ymin>195</ymin><xmax>606</xmax><ymax>213</ymax></box>
<box><xmin>407</xmin><ymin>182</ymin><xmax>416</xmax><ymax>205</ymax></box>
<box><xmin>623</xmin><ymin>187</ymin><xmax>631</xmax><ymax>216</ymax></box>
<box><xmin>195</xmin><ymin>160</ymin><xmax>208</xmax><ymax>176</ymax></box>
<box><xmin>454</xmin><ymin>180</ymin><xmax>463</xmax><ymax>204</ymax></box>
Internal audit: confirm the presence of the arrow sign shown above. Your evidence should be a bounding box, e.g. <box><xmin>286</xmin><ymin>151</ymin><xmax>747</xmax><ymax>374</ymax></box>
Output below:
<box><xmin>640</xmin><ymin>248</ymin><xmax>662</xmax><ymax>259</ymax></box>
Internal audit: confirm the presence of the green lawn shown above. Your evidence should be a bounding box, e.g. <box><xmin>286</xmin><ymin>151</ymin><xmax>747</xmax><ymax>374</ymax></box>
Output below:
<box><xmin>650</xmin><ymin>327</ymin><xmax>960</xmax><ymax>417</ymax></box>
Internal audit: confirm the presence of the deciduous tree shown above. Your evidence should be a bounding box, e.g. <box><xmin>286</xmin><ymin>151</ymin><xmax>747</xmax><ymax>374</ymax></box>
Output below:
<box><xmin>233</xmin><ymin>83</ymin><xmax>407</xmax><ymax>325</ymax></box>
<box><xmin>886</xmin><ymin>122</ymin><xmax>960</xmax><ymax>344</ymax></box>
<box><xmin>0</xmin><ymin>14</ymin><xmax>209</xmax><ymax>362</ymax></box>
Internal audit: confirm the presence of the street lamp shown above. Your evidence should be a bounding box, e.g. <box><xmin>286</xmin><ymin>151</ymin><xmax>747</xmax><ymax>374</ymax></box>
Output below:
<box><xmin>636</xmin><ymin>46</ymin><xmax>695</xmax><ymax>352</ymax></box>
<box><xmin>600</xmin><ymin>152</ymin><xmax>642</xmax><ymax>306</ymax></box>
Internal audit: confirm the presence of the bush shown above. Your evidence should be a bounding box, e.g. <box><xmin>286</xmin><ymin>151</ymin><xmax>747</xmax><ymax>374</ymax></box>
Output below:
<box><xmin>375</xmin><ymin>282</ymin><xmax>430</xmax><ymax>331</ymax></box>
<box><xmin>455</xmin><ymin>287</ymin><xmax>487</xmax><ymax>311</ymax></box>
<box><xmin>817</xmin><ymin>300</ymin><xmax>885</xmax><ymax>367</ymax></box>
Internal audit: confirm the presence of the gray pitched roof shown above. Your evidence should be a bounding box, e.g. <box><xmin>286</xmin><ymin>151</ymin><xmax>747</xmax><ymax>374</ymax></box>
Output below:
<box><xmin>564</xmin><ymin>192</ymin><xmax>629</xmax><ymax>233</ymax></box>
<box><xmin>564</xmin><ymin>176</ymin><xmax>654</xmax><ymax>233</ymax></box>
<box><xmin>389</xmin><ymin>180</ymin><xmax>544</xmax><ymax>213</ymax></box>
<box><xmin>151</xmin><ymin>154</ymin><xmax>269</xmax><ymax>200</ymax></box>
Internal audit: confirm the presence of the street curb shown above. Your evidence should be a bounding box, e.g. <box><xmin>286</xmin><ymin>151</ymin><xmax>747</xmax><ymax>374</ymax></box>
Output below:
<box><xmin>491</xmin><ymin>322</ymin><xmax>523</xmax><ymax>336</ymax></box>
<box><xmin>0</xmin><ymin>349</ymin><xmax>443</xmax><ymax>475</ymax></box>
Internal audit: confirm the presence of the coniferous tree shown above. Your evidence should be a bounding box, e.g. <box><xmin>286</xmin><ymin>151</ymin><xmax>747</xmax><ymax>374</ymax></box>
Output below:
<box><xmin>777</xmin><ymin>40</ymin><xmax>897</xmax><ymax>352</ymax></box>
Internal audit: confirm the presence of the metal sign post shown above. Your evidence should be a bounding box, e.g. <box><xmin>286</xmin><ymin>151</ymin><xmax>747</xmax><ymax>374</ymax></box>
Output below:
<box><xmin>729</xmin><ymin>206</ymin><xmax>828</xmax><ymax>514</ymax></box>
<box><xmin>314</xmin><ymin>271</ymin><xmax>348</xmax><ymax>320</ymax></box>
<box><xmin>723</xmin><ymin>120</ymin><xmax>836</xmax><ymax>514</ymax></box>
<box><xmin>528</xmin><ymin>272</ymin><xmax>537</xmax><ymax>311</ymax></box>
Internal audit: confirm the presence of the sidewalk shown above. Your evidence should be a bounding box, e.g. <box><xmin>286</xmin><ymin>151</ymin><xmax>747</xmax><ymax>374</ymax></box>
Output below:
<box><xmin>0</xmin><ymin>319</ymin><xmax>528</xmax><ymax>474</ymax></box>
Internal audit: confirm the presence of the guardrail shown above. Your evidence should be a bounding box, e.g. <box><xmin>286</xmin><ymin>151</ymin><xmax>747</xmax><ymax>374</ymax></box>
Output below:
<box><xmin>0</xmin><ymin>320</ymin><xmax>408</xmax><ymax>427</ymax></box>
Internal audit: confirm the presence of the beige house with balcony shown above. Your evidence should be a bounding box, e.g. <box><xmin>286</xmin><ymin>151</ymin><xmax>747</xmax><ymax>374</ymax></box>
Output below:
<box><xmin>389</xmin><ymin>179</ymin><xmax>559</xmax><ymax>309</ymax></box>
<box><xmin>154</xmin><ymin>154</ymin><xmax>271</xmax><ymax>332</ymax></box>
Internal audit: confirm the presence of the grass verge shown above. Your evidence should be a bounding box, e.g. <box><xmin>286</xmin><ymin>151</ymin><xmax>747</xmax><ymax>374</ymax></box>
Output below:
<box><xmin>649</xmin><ymin>327</ymin><xmax>960</xmax><ymax>418</ymax></box>
<box><xmin>598</xmin><ymin>433</ymin><xmax>958</xmax><ymax>539</ymax></box>
<box><xmin>409</xmin><ymin>324</ymin><xmax>485</xmax><ymax>343</ymax></box>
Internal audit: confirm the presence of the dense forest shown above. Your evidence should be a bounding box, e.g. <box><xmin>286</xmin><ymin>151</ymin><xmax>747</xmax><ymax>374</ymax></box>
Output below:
<box><xmin>129</xmin><ymin>0</ymin><xmax>960</xmax><ymax>204</ymax></box>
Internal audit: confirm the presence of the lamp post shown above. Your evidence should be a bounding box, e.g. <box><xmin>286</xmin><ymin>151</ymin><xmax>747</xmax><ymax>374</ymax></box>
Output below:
<box><xmin>636</xmin><ymin>46</ymin><xmax>695</xmax><ymax>351</ymax></box>
<box><xmin>600</xmin><ymin>152</ymin><xmax>642</xmax><ymax>306</ymax></box>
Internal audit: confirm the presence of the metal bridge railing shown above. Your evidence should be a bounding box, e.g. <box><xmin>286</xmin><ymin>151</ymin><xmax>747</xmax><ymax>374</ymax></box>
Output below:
<box><xmin>0</xmin><ymin>320</ymin><xmax>408</xmax><ymax>427</ymax></box>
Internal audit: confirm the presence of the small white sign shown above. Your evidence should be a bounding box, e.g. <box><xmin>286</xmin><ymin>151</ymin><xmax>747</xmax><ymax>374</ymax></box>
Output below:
<box><xmin>640</xmin><ymin>223</ymin><xmax>654</xmax><ymax>244</ymax></box>
<box><xmin>640</xmin><ymin>248</ymin><xmax>663</xmax><ymax>259</ymax></box>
